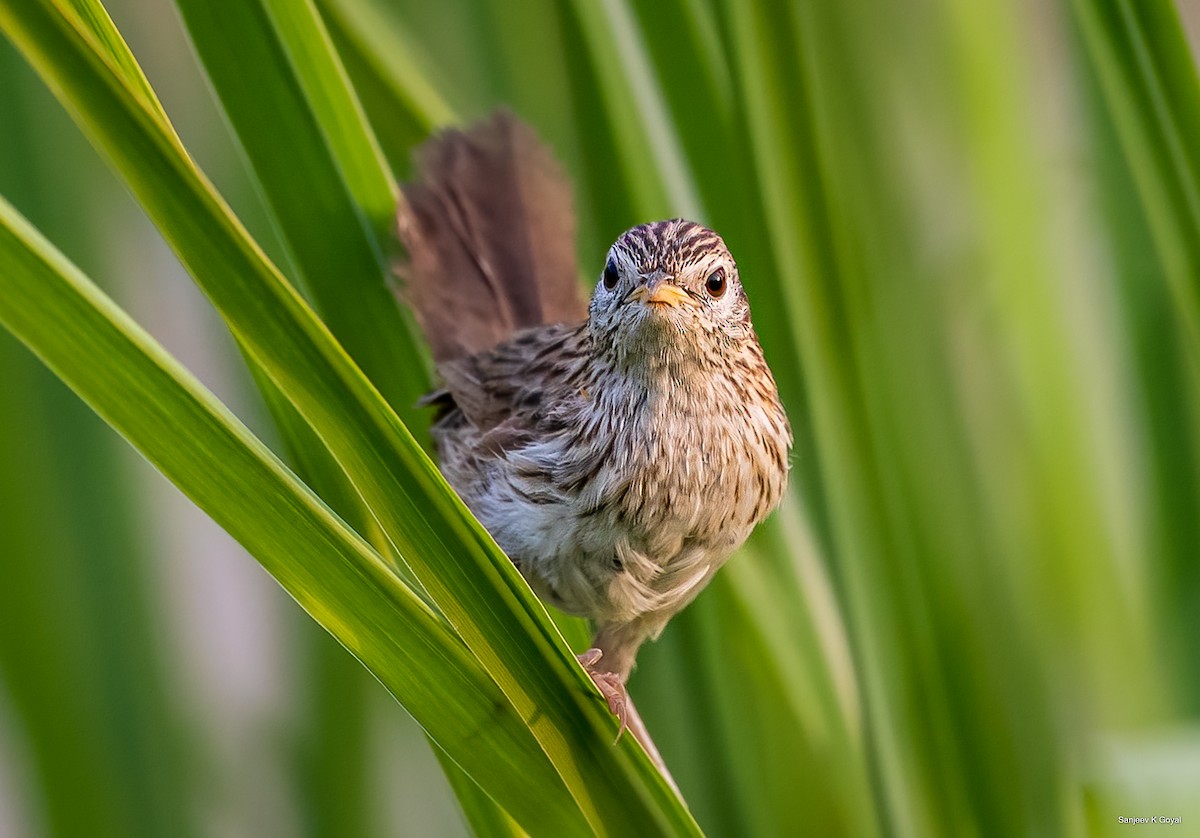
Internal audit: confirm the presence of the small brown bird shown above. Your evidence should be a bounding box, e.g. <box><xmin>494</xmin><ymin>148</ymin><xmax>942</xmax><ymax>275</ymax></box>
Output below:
<box><xmin>397</xmin><ymin>112</ymin><xmax>791</xmax><ymax>748</ymax></box>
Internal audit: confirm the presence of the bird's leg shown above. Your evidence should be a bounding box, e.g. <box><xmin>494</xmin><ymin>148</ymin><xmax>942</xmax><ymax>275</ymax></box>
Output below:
<box><xmin>577</xmin><ymin>649</ymin><xmax>628</xmax><ymax>736</ymax></box>
<box><xmin>577</xmin><ymin>619</ymin><xmax>643</xmax><ymax>740</ymax></box>
<box><xmin>577</xmin><ymin>648</ymin><xmax>630</xmax><ymax>738</ymax></box>
<box><xmin>576</xmin><ymin>648</ymin><xmax>680</xmax><ymax>795</ymax></box>
<box><xmin>576</xmin><ymin>620</ymin><xmax>682</xmax><ymax>795</ymax></box>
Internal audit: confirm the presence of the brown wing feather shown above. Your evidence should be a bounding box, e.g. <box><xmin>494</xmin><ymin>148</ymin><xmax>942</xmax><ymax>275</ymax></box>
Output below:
<box><xmin>396</xmin><ymin>110</ymin><xmax>587</xmax><ymax>363</ymax></box>
<box><xmin>436</xmin><ymin>323</ymin><xmax>585</xmax><ymax>433</ymax></box>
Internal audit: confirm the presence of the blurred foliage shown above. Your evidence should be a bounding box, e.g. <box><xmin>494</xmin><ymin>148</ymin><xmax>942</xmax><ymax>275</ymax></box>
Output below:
<box><xmin>2</xmin><ymin>0</ymin><xmax>1200</xmax><ymax>836</ymax></box>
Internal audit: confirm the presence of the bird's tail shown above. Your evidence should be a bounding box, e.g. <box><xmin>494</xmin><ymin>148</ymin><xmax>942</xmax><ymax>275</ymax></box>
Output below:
<box><xmin>395</xmin><ymin>110</ymin><xmax>587</xmax><ymax>363</ymax></box>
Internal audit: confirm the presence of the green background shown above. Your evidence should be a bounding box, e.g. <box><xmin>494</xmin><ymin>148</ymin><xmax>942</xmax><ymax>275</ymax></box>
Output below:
<box><xmin>2</xmin><ymin>0</ymin><xmax>1200</xmax><ymax>835</ymax></box>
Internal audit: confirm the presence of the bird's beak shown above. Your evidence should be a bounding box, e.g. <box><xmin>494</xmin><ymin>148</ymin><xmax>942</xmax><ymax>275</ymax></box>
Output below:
<box><xmin>628</xmin><ymin>282</ymin><xmax>690</xmax><ymax>309</ymax></box>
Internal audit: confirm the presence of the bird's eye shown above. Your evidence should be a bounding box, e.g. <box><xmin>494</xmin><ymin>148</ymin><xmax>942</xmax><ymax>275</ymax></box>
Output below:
<box><xmin>603</xmin><ymin>259</ymin><xmax>619</xmax><ymax>290</ymax></box>
<box><xmin>705</xmin><ymin>267</ymin><xmax>727</xmax><ymax>298</ymax></box>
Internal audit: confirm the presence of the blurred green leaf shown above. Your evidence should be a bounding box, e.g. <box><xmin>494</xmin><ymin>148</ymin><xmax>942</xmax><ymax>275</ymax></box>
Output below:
<box><xmin>0</xmin><ymin>337</ymin><xmax>194</xmax><ymax>838</ymax></box>
<box><xmin>1072</xmin><ymin>0</ymin><xmax>1200</xmax><ymax>350</ymax></box>
<box><xmin>318</xmin><ymin>0</ymin><xmax>454</xmax><ymax>137</ymax></box>
<box><xmin>1074</xmin><ymin>0</ymin><xmax>1200</xmax><ymax>718</ymax></box>
<box><xmin>0</xmin><ymin>38</ymin><xmax>194</xmax><ymax>838</ymax></box>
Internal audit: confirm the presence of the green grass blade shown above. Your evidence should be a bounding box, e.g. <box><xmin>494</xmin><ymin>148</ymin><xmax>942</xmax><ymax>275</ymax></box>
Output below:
<box><xmin>0</xmin><ymin>193</ymin><xmax>591</xmax><ymax>838</ymax></box>
<box><xmin>317</xmin><ymin>0</ymin><xmax>454</xmax><ymax>137</ymax></box>
<box><xmin>317</xmin><ymin>4</ymin><xmax>443</xmax><ymax>177</ymax></box>
<box><xmin>0</xmin><ymin>3</ymin><xmax>698</xmax><ymax>831</ymax></box>
<box><xmin>170</xmin><ymin>2</ymin><xmax>480</xmax><ymax>825</ymax></box>
<box><xmin>0</xmin><ymin>345</ymin><xmax>196</xmax><ymax>838</ymax></box>
<box><xmin>174</xmin><ymin>0</ymin><xmax>429</xmax><ymax>423</ymax></box>
<box><xmin>67</xmin><ymin>19</ymin><xmax>438</xmax><ymax>832</ymax></box>
<box><xmin>1074</xmin><ymin>0</ymin><xmax>1200</xmax><ymax>717</ymax></box>
<box><xmin>254</xmin><ymin>364</ymin><xmax>405</xmax><ymax>836</ymax></box>
<box><xmin>58</xmin><ymin>0</ymin><xmax>166</xmax><ymax>121</ymax></box>
<box><xmin>297</xmin><ymin>628</ymin><xmax>375</xmax><ymax>838</ymax></box>
<box><xmin>172</xmin><ymin>0</ymin><xmax>434</xmax><ymax>584</ymax></box>
<box><xmin>435</xmin><ymin>747</ymin><xmax>529</xmax><ymax>838</ymax></box>
<box><xmin>555</xmin><ymin>0</ymin><xmax>692</xmax><ymax>225</ymax></box>
<box><xmin>259</xmin><ymin>0</ymin><xmax>394</xmax><ymax>231</ymax></box>
<box><xmin>1071</xmin><ymin>0</ymin><xmax>1200</xmax><ymax>350</ymax></box>
<box><xmin>0</xmin><ymin>43</ymin><xmax>194</xmax><ymax>836</ymax></box>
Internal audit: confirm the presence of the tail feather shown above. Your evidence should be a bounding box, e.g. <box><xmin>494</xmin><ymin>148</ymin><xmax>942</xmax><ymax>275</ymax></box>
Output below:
<box><xmin>396</xmin><ymin>110</ymin><xmax>587</xmax><ymax>362</ymax></box>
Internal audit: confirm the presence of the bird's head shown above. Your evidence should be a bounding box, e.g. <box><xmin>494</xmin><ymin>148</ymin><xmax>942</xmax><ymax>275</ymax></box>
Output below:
<box><xmin>588</xmin><ymin>219</ymin><xmax>753</xmax><ymax>369</ymax></box>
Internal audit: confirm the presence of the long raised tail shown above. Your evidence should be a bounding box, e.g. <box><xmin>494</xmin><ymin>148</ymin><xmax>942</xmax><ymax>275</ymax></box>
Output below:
<box><xmin>395</xmin><ymin>110</ymin><xmax>587</xmax><ymax>363</ymax></box>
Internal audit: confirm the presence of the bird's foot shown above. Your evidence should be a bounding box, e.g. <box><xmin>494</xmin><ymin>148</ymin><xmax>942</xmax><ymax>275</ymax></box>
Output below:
<box><xmin>575</xmin><ymin>649</ymin><xmax>681</xmax><ymax>795</ymax></box>
<box><xmin>577</xmin><ymin>648</ymin><xmax>628</xmax><ymax>741</ymax></box>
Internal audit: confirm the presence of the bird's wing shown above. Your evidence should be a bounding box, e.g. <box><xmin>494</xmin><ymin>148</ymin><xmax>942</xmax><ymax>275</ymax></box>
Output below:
<box><xmin>431</xmin><ymin>322</ymin><xmax>587</xmax><ymax>435</ymax></box>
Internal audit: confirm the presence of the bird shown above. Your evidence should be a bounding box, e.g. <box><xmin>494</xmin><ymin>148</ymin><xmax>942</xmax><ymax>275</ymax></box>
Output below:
<box><xmin>395</xmin><ymin>110</ymin><xmax>791</xmax><ymax>757</ymax></box>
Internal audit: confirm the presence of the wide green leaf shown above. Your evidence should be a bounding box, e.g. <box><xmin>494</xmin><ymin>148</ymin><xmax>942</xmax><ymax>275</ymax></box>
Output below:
<box><xmin>174</xmin><ymin>0</ymin><xmax>430</xmax><ymax>420</ymax></box>
<box><xmin>0</xmin><ymin>193</ymin><xmax>590</xmax><ymax>837</ymax></box>
<box><xmin>173</xmin><ymin>1</ymin><xmax>509</xmax><ymax>830</ymax></box>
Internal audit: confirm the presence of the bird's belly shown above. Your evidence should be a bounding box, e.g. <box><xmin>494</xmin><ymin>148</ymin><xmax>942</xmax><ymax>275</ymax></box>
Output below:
<box><xmin>497</xmin><ymin>495</ymin><xmax>734</xmax><ymax>622</ymax></box>
<box><xmin>453</xmin><ymin>386</ymin><xmax>786</xmax><ymax>622</ymax></box>
<box><xmin>471</xmin><ymin>448</ymin><xmax>752</xmax><ymax>622</ymax></box>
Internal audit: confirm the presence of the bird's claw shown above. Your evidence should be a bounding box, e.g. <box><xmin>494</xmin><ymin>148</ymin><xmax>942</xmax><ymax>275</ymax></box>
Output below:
<box><xmin>576</xmin><ymin>649</ymin><xmax>628</xmax><ymax>742</ymax></box>
<box><xmin>577</xmin><ymin>647</ymin><xmax>603</xmax><ymax>669</ymax></box>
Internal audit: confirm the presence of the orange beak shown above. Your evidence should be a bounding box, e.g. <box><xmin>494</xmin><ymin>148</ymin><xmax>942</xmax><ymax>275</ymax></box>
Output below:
<box><xmin>628</xmin><ymin>283</ymin><xmax>690</xmax><ymax>308</ymax></box>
